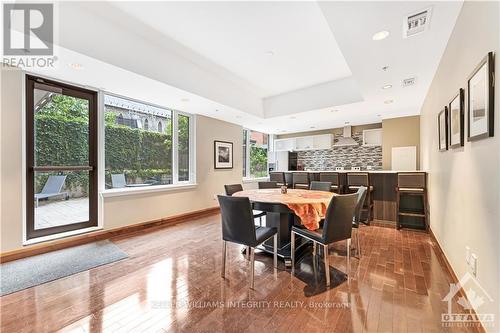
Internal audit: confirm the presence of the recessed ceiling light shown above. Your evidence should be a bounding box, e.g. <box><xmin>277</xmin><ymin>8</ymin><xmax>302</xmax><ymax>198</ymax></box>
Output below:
<box><xmin>215</xmin><ymin>109</ymin><xmax>219</xmax><ymax>112</ymax></box>
<box><xmin>377</xmin><ymin>114</ymin><xmax>382</xmax><ymax>117</ymax></box>
<box><xmin>382</xmin><ymin>66</ymin><xmax>389</xmax><ymax>71</ymax></box>
<box><xmin>265</xmin><ymin>51</ymin><xmax>275</xmax><ymax>56</ymax></box>
<box><xmin>68</xmin><ymin>63</ymin><xmax>83</xmax><ymax>70</ymax></box>
<box><xmin>382</xmin><ymin>84</ymin><xmax>392</xmax><ymax>90</ymax></box>
<box><xmin>289</xmin><ymin>116</ymin><xmax>296</xmax><ymax>119</ymax></box>
<box><xmin>330</xmin><ymin>109</ymin><xmax>339</xmax><ymax>113</ymax></box>
<box><xmin>181</xmin><ymin>98</ymin><xmax>190</xmax><ymax>102</ymax></box>
<box><xmin>384</xmin><ymin>99</ymin><xmax>394</xmax><ymax>104</ymax></box>
<box><xmin>236</xmin><ymin>115</ymin><xmax>242</xmax><ymax>119</ymax></box>
<box><xmin>372</xmin><ymin>30</ymin><xmax>390</xmax><ymax>41</ymax></box>
<box><xmin>280</xmin><ymin>130</ymin><xmax>286</xmax><ymax>132</ymax></box>
<box><xmin>310</xmin><ymin>126</ymin><xmax>316</xmax><ymax>129</ymax></box>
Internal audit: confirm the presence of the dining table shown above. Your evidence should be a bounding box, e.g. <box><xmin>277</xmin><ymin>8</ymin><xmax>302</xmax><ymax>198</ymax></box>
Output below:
<box><xmin>233</xmin><ymin>188</ymin><xmax>336</xmax><ymax>266</ymax></box>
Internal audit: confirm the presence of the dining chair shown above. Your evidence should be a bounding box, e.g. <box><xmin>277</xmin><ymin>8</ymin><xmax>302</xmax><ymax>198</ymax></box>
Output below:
<box><xmin>258</xmin><ymin>181</ymin><xmax>278</xmax><ymax>189</ymax></box>
<box><xmin>310</xmin><ymin>181</ymin><xmax>332</xmax><ymax>192</ymax></box>
<box><xmin>319</xmin><ymin>172</ymin><xmax>343</xmax><ymax>193</ymax></box>
<box><xmin>291</xmin><ymin>193</ymin><xmax>358</xmax><ymax>287</ymax></box>
<box><xmin>346</xmin><ymin>173</ymin><xmax>373</xmax><ymax>224</ymax></box>
<box><xmin>269</xmin><ymin>172</ymin><xmax>286</xmax><ymax>186</ymax></box>
<box><xmin>292</xmin><ymin>172</ymin><xmax>310</xmax><ymax>189</ymax></box>
<box><xmin>218</xmin><ymin>195</ymin><xmax>278</xmax><ymax>289</ymax></box>
<box><xmin>352</xmin><ymin>186</ymin><xmax>367</xmax><ymax>257</ymax></box>
<box><xmin>224</xmin><ymin>184</ymin><xmax>265</xmax><ymax>226</ymax></box>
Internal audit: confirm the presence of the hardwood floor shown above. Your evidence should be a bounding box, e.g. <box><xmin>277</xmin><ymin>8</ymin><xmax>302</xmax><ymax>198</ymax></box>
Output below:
<box><xmin>0</xmin><ymin>215</ymin><xmax>479</xmax><ymax>333</ymax></box>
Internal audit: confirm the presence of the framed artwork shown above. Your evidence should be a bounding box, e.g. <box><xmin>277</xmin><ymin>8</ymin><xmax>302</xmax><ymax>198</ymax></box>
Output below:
<box><xmin>448</xmin><ymin>88</ymin><xmax>465</xmax><ymax>148</ymax></box>
<box><xmin>438</xmin><ymin>107</ymin><xmax>448</xmax><ymax>151</ymax></box>
<box><xmin>214</xmin><ymin>140</ymin><xmax>233</xmax><ymax>169</ymax></box>
<box><xmin>468</xmin><ymin>52</ymin><xmax>495</xmax><ymax>141</ymax></box>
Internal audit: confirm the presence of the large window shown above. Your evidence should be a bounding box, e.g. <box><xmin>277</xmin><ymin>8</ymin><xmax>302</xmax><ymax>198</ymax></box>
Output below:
<box><xmin>104</xmin><ymin>94</ymin><xmax>194</xmax><ymax>189</ymax></box>
<box><xmin>243</xmin><ymin>129</ymin><xmax>269</xmax><ymax>179</ymax></box>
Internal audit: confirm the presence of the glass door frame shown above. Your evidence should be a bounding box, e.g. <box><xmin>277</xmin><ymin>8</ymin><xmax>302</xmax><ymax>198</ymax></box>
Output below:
<box><xmin>25</xmin><ymin>75</ymin><xmax>98</xmax><ymax>240</ymax></box>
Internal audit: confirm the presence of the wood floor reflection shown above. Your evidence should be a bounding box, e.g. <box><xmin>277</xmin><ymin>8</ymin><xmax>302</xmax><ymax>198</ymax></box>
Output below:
<box><xmin>0</xmin><ymin>215</ymin><xmax>479</xmax><ymax>332</ymax></box>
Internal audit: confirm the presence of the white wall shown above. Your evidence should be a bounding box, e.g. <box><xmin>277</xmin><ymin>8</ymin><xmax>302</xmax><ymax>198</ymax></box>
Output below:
<box><xmin>0</xmin><ymin>67</ymin><xmax>244</xmax><ymax>252</ymax></box>
<box><xmin>420</xmin><ymin>1</ymin><xmax>499</xmax><ymax>329</ymax></box>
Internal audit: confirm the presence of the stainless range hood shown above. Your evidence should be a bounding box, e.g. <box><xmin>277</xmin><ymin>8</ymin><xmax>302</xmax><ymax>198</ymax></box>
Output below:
<box><xmin>333</xmin><ymin>126</ymin><xmax>358</xmax><ymax>147</ymax></box>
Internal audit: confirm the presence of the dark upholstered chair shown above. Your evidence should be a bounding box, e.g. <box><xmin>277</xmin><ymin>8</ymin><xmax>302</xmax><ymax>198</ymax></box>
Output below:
<box><xmin>292</xmin><ymin>173</ymin><xmax>309</xmax><ymax>189</ymax></box>
<box><xmin>352</xmin><ymin>186</ymin><xmax>367</xmax><ymax>257</ymax></box>
<box><xmin>346</xmin><ymin>173</ymin><xmax>373</xmax><ymax>223</ymax></box>
<box><xmin>291</xmin><ymin>193</ymin><xmax>358</xmax><ymax>287</ymax></box>
<box><xmin>258</xmin><ymin>181</ymin><xmax>278</xmax><ymax>189</ymax></box>
<box><xmin>218</xmin><ymin>195</ymin><xmax>277</xmax><ymax>289</ymax></box>
<box><xmin>319</xmin><ymin>172</ymin><xmax>343</xmax><ymax>193</ymax></box>
<box><xmin>310</xmin><ymin>181</ymin><xmax>332</xmax><ymax>192</ymax></box>
<box><xmin>269</xmin><ymin>172</ymin><xmax>286</xmax><ymax>186</ymax></box>
<box><xmin>224</xmin><ymin>184</ymin><xmax>265</xmax><ymax>225</ymax></box>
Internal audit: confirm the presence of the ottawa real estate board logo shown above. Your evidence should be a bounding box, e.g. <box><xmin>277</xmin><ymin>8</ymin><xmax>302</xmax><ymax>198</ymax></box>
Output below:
<box><xmin>2</xmin><ymin>3</ymin><xmax>55</xmax><ymax>68</ymax></box>
<box><xmin>442</xmin><ymin>272</ymin><xmax>495</xmax><ymax>329</ymax></box>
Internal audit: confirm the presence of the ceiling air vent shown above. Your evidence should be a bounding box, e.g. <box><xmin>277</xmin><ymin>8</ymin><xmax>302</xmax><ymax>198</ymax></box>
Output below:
<box><xmin>402</xmin><ymin>77</ymin><xmax>417</xmax><ymax>87</ymax></box>
<box><xmin>403</xmin><ymin>7</ymin><xmax>432</xmax><ymax>38</ymax></box>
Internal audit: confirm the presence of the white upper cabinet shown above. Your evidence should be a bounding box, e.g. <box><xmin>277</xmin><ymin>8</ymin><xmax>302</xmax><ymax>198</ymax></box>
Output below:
<box><xmin>274</xmin><ymin>138</ymin><xmax>296</xmax><ymax>151</ymax></box>
<box><xmin>362</xmin><ymin>129</ymin><xmax>382</xmax><ymax>146</ymax></box>
<box><xmin>295</xmin><ymin>136</ymin><xmax>314</xmax><ymax>150</ymax></box>
<box><xmin>274</xmin><ymin>134</ymin><xmax>332</xmax><ymax>151</ymax></box>
<box><xmin>313</xmin><ymin>134</ymin><xmax>332</xmax><ymax>150</ymax></box>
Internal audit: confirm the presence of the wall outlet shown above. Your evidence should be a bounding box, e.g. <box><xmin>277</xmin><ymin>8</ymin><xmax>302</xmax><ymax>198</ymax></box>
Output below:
<box><xmin>465</xmin><ymin>246</ymin><xmax>471</xmax><ymax>264</ymax></box>
<box><xmin>470</xmin><ymin>254</ymin><xmax>478</xmax><ymax>277</ymax></box>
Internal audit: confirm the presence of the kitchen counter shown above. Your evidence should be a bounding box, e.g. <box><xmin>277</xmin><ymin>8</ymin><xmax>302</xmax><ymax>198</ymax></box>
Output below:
<box><xmin>283</xmin><ymin>170</ymin><xmax>423</xmax><ymax>173</ymax></box>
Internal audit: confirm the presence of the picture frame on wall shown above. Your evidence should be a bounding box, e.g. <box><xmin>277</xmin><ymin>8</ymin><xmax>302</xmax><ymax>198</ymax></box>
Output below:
<box><xmin>448</xmin><ymin>88</ymin><xmax>465</xmax><ymax>148</ymax></box>
<box><xmin>468</xmin><ymin>52</ymin><xmax>495</xmax><ymax>141</ymax></box>
<box><xmin>214</xmin><ymin>140</ymin><xmax>233</xmax><ymax>169</ymax></box>
<box><xmin>438</xmin><ymin>107</ymin><xmax>448</xmax><ymax>151</ymax></box>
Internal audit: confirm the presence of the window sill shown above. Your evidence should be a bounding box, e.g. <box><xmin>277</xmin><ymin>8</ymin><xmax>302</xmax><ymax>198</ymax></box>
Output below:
<box><xmin>101</xmin><ymin>183</ymin><xmax>198</xmax><ymax>198</ymax></box>
<box><xmin>242</xmin><ymin>177</ymin><xmax>269</xmax><ymax>184</ymax></box>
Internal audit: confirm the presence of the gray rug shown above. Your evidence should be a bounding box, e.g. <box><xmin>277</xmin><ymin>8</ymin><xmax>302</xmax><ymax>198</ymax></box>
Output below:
<box><xmin>0</xmin><ymin>240</ymin><xmax>128</xmax><ymax>296</ymax></box>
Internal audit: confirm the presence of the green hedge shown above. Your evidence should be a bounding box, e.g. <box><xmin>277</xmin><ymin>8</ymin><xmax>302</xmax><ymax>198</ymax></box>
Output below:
<box><xmin>35</xmin><ymin>115</ymin><xmax>172</xmax><ymax>195</ymax></box>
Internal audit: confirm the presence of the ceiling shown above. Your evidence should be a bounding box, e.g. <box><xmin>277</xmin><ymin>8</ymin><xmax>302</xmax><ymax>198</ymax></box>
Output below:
<box><xmin>26</xmin><ymin>1</ymin><xmax>463</xmax><ymax>134</ymax></box>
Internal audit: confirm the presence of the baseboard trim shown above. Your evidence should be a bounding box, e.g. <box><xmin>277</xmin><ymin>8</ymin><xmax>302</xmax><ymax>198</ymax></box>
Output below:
<box><xmin>428</xmin><ymin>227</ymin><xmax>486</xmax><ymax>333</ymax></box>
<box><xmin>0</xmin><ymin>206</ymin><xmax>220</xmax><ymax>263</ymax></box>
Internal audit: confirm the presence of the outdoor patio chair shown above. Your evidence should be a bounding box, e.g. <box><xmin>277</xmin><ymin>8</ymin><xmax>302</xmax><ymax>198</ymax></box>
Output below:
<box><xmin>34</xmin><ymin>175</ymin><xmax>69</xmax><ymax>207</ymax></box>
<box><xmin>111</xmin><ymin>174</ymin><xmax>127</xmax><ymax>188</ymax></box>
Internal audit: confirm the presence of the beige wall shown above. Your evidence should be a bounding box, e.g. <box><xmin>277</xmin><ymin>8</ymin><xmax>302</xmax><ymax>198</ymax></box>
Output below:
<box><xmin>382</xmin><ymin>116</ymin><xmax>420</xmax><ymax>170</ymax></box>
<box><xmin>420</xmin><ymin>1</ymin><xmax>499</xmax><ymax>329</ymax></box>
<box><xmin>0</xmin><ymin>67</ymin><xmax>243</xmax><ymax>252</ymax></box>
<box><xmin>276</xmin><ymin>123</ymin><xmax>381</xmax><ymax>139</ymax></box>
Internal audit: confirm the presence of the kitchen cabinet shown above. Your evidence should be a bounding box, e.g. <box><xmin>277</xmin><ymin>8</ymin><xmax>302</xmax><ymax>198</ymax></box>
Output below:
<box><xmin>363</xmin><ymin>128</ymin><xmax>382</xmax><ymax>146</ymax></box>
<box><xmin>275</xmin><ymin>134</ymin><xmax>332</xmax><ymax>151</ymax></box>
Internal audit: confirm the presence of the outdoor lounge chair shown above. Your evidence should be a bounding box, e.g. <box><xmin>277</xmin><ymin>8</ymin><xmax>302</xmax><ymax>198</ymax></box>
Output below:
<box><xmin>34</xmin><ymin>175</ymin><xmax>69</xmax><ymax>207</ymax></box>
<box><xmin>111</xmin><ymin>174</ymin><xmax>127</xmax><ymax>188</ymax></box>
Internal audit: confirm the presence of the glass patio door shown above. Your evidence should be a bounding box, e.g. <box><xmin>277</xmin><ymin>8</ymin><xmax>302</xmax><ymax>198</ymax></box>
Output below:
<box><xmin>26</xmin><ymin>75</ymin><xmax>98</xmax><ymax>240</ymax></box>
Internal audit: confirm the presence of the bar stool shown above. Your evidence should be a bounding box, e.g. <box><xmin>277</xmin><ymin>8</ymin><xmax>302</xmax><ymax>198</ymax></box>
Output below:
<box><xmin>292</xmin><ymin>172</ymin><xmax>310</xmax><ymax>189</ymax></box>
<box><xmin>346</xmin><ymin>172</ymin><xmax>373</xmax><ymax>224</ymax></box>
<box><xmin>269</xmin><ymin>172</ymin><xmax>286</xmax><ymax>187</ymax></box>
<box><xmin>396</xmin><ymin>172</ymin><xmax>428</xmax><ymax>230</ymax></box>
<box><xmin>319</xmin><ymin>172</ymin><xmax>343</xmax><ymax>193</ymax></box>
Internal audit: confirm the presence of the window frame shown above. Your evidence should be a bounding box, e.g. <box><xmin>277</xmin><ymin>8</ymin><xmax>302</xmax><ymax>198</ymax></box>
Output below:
<box><xmin>101</xmin><ymin>92</ymin><xmax>196</xmax><ymax>195</ymax></box>
<box><xmin>242</xmin><ymin>128</ymin><xmax>269</xmax><ymax>180</ymax></box>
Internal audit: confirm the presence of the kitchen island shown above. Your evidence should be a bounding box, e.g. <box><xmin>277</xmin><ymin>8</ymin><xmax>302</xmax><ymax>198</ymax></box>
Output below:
<box><xmin>278</xmin><ymin>170</ymin><xmax>426</xmax><ymax>228</ymax></box>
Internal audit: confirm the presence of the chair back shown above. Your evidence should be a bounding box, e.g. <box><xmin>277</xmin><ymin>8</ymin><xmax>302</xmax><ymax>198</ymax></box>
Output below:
<box><xmin>269</xmin><ymin>172</ymin><xmax>285</xmax><ymax>184</ymax></box>
<box><xmin>310</xmin><ymin>181</ymin><xmax>332</xmax><ymax>192</ymax></box>
<box><xmin>284</xmin><ymin>173</ymin><xmax>293</xmax><ymax>187</ymax></box>
<box><xmin>319</xmin><ymin>172</ymin><xmax>339</xmax><ymax>185</ymax></box>
<box><xmin>322</xmin><ymin>193</ymin><xmax>358</xmax><ymax>243</ymax></box>
<box><xmin>258</xmin><ymin>181</ymin><xmax>278</xmax><ymax>189</ymax></box>
<box><xmin>42</xmin><ymin>175</ymin><xmax>67</xmax><ymax>194</ymax></box>
<box><xmin>397</xmin><ymin>172</ymin><xmax>426</xmax><ymax>189</ymax></box>
<box><xmin>224</xmin><ymin>184</ymin><xmax>243</xmax><ymax>196</ymax></box>
<box><xmin>353</xmin><ymin>186</ymin><xmax>367</xmax><ymax>226</ymax></box>
<box><xmin>347</xmin><ymin>172</ymin><xmax>370</xmax><ymax>187</ymax></box>
<box><xmin>217</xmin><ymin>195</ymin><xmax>257</xmax><ymax>246</ymax></box>
<box><xmin>292</xmin><ymin>173</ymin><xmax>309</xmax><ymax>186</ymax></box>
<box><xmin>111</xmin><ymin>174</ymin><xmax>126</xmax><ymax>188</ymax></box>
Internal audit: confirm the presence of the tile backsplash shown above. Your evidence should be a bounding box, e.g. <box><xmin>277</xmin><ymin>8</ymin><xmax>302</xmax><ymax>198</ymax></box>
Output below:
<box><xmin>297</xmin><ymin>132</ymin><xmax>382</xmax><ymax>171</ymax></box>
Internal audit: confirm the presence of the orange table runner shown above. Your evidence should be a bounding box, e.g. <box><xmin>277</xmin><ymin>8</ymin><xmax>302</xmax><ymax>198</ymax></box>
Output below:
<box><xmin>233</xmin><ymin>189</ymin><xmax>335</xmax><ymax>230</ymax></box>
